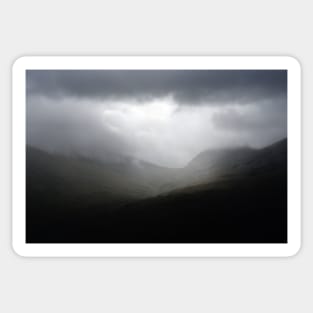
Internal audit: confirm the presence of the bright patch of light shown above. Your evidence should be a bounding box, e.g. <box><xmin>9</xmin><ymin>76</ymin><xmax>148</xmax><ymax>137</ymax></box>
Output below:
<box><xmin>100</xmin><ymin>97</ymin><xmax>219</xmax><ymax>167</ymax></box>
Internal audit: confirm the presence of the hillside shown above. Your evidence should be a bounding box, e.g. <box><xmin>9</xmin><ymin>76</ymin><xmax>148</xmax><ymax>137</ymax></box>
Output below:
<box><xmin>160</xmin><ymin>138</ymin><xmax>287</xmax><ymax>193</ymax></box>
<box><xmin>113</xmin><ymin>139</ymin><xmax>287</xmax><ymax>243</ymax></box>
<box><xmin>26</xmin><ymin>139</ymin><xmax>287</xmax><ymax>243</ymax></box>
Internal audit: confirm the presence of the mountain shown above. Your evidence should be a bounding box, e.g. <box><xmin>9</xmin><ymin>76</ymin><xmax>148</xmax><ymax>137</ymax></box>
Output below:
<box><xmin>160</xmin><ymin>138</ymin><xmax>287</xmax><ymax>193</ymax></box>
<box><xmin>112</xmin><ymin>138</ymin><xmax>287</xmax><ymax>243</ymax></box>
<box><xmin>27</xmin><ymin>146</ymin><xmax>177</xmax><ymax>204</ymax></box>
<box><xmin>26</xmin><ymin>139</ymin><xmax>287</xmax><ymax>243</ymax></box>
<box><xmin>187</xmin><ymin>138</ymin><xmax>286</xmax><ymax>172</ymax></box>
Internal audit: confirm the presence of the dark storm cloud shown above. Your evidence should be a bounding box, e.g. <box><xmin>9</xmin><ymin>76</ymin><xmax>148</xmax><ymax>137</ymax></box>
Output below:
<box><xmin>27</xmin><ymin>70</ymin><xmax>287</xmax><ymax>105</ymax></box>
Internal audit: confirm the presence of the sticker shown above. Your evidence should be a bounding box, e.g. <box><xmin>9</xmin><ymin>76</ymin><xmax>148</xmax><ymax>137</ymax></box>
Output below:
<box><xmin>12</xmin><ymin>56</ymin><xmax>301</xmax><ymax>257</ymax></box>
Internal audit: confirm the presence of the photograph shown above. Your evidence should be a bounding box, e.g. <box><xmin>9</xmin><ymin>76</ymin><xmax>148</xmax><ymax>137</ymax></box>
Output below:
<box><xmin>3</xmin><ymin>2</ymin><xmax>310</xmax><ymax>313</ymax></box>
<box><xmin>25</xmin><ymin>68</ymin><xmax>288</xmax><ymax>244</ymax></box>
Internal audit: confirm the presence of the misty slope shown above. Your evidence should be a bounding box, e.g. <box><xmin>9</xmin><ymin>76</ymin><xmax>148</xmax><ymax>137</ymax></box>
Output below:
<box><xmin>187</xmin><ymin>138</ymin><xmax>287</xmax><ymax>174</ymax></box>
<box><xmin>26</xmin><ymin>146</ymin><xmax>177</xmax><ymax>210</ymax></box>
<box><xmin>161</xmin><ymin>138</ymin><xmax>287</xmax><ymax>193</ymax></box>
<box><xmin>26</xmin><ymin>139</ymin><xmax>287</xmax><ymax>243</ymax></box>
<box><xmin>114</xmin><ymin>139</ymin><xmax>287</xmax><ymax>243</ymax></box>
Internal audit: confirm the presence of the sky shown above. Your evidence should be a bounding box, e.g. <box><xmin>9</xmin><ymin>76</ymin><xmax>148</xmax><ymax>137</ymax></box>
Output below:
<box><xmin>26</xmin><ymin>70</ymin><xmax>287</xmax><ymax>168</ymax></box>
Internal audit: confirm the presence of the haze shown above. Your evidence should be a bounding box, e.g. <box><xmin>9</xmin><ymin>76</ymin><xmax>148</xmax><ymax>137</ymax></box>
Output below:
<box><xmin>26</xmin><ymin>70</ymin><xmax>287</xmax><ymax>168</ymax></box>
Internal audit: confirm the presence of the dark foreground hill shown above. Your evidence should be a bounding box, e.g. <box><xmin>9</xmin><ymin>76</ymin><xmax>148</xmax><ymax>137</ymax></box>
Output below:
<box><xmin>26</xmin><ymin>139</ymin><xmax>287</xmax><ymax>243</ymax></box>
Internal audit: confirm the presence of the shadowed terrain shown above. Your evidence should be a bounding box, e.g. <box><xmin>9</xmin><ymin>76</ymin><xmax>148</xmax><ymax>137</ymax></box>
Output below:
<box><xmin>26</xmin><ymin>139</ymin><xmax>287</xmax><ymax>243</ymax></box>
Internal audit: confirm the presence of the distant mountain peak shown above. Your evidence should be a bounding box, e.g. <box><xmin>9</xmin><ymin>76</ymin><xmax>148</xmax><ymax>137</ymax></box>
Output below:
<box><xmin>185</xmin><ymin>138</ymin><xmax>287</xmax><ymax>172</ymax></box>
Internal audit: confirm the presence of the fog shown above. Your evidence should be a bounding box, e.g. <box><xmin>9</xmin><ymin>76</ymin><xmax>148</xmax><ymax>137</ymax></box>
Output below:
<box><xmin>26</xmin><ymin>70</ymin><xmax>287</xmax><ymax>168</ymax></box>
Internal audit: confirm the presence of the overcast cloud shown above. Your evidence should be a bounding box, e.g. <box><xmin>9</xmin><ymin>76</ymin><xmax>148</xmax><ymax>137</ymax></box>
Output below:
<box><xmin>26</xmin><ymin>70</ymin><xmax>287</xmax><ymax>167</ymax></box>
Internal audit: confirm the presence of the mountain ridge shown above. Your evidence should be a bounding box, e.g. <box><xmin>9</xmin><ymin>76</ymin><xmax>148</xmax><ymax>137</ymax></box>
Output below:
<box><xmin>26</xmin><ymin>138</ymin><xmax>287</xmax><ymax>243</ymax></box>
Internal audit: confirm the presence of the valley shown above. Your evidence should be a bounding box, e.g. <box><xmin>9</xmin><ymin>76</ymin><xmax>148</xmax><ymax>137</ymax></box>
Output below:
<box><xmin>26</xmin><ymin>138</ymin><xmax>287</xmax><ymax>243</ymax></box>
